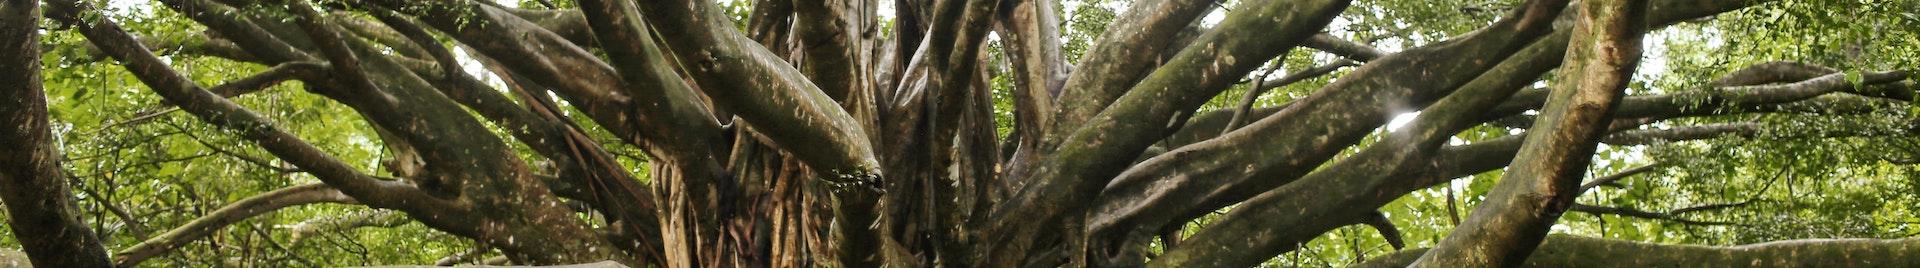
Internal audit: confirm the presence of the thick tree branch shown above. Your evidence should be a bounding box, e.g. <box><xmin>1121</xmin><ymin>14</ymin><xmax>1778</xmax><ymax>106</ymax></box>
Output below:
<box><xmin>744</xmin><ymin>0</ymin><xmax>793</xmax><ymax>55</ymax></box>
<box><xmin>997</xmin><ymin>0</ymin><xmax>1067</xmax><ymax>177</ymax></box>
<box><xmin>353</xmin><ymin>1</ymin><xmax>675</xmax><ymax>154</ymax></box>
<box><xmin>1046</xmin><ymin>0</ymin><xmax>1218</xmax><ymax>137</ymax></box>
<box><xmin>984</xmin><ymin>0</ymin><xmax>1350</xmax><ymax>265</ymax></box>
<box><xmin>60</xmin><ymin>2</ymin><xmax>633</xmax><ymax>264</ymax></box>
<box><xmin>1145</xmin><ymin>5</ymin><xmax>1574</xmax><ymax>264</ymax></box>
<box><xmin>287</xmin><ymin>0</ymin><xmax>381</xmax><ymax>98</ymax></box>
<box><xmin>402</xmin><ymin>41</ymin><xmax>667</xmax><ymax>262</ymax></box>
<box><xmin>1412</xmin><ymin>0</ymin><xmax>1646</xmax><ymax>265</ymax></box>
<box><xmin>1490</xmin><ymin>67</ymin><xmax>1911</xmax><ymax>122</ymax></box>
<box><xmin>793</xmin><ymin>0</ymin><xmax>871</xmax><ymax>102</ymax></box>
<box><xmin>633</xmin><ymin>0</ymin><xmax>880</xmax><ymax>177</ymax></box>
<box><xmin>1110</xmin><ymin>2</ymin><xmax>1774</xmax><ymax>264</ymax></box>
<box><xmin>45</xmin><ymin>0</ymin><xmax>447</xmax><ymax>216</ymax></box>
<box><xmin>1157</xmin><ymin>114</ymin><xmax>1859</xmax><ymax>268</ymax></box>
<box><xmin>487</xmin><ymin>6</ymin><xmax>595</xmax><ymax>47</ymax></box>
<box><xmin>853</xmin><ymin>0</ymin><xmax>1006</xmax><ymax>265</ymax></box>
<box><xmin>360</xmin><ymin>9</ymin><xmax>457</xmax><ymax>82</ymax></box>
<box><xmin>370</xmin><ymin>0</ymin><xmax>727</xmax><ymax>204</ymax></box>
<box><xmin>457</xmin><ymin>51</ymin><xmax>670</xmax><ymax>262</ymax></box>
<box><xmin>1099</xmin><ymin>3</ymin><xmax>1579</xmax><ymax>259</ymax></box>
<box><xmin>573</xmin><ymin>0</ymin><xmax>744</xmax><ymax>265</ymax></box>
<box><xmin>0</xmin><ymin>1</ymin><xmax>114</xmax><ymax>266</ymax></box>
<box><xmin>1148</xmin><ymin>3</ymin><xmax>1801</xmax><ymax>265</ymax></box>
<box><xmin>1709</xmin><ymin>61</ymin><xmax>1841</xmax><ymax>87</ymax></box>
<box><xmin>155</xmin><ymin>0</ymin><xmax>314</xmax><ymax>64</ymax></box>
<box><xmin>113</xmin><ymin>184</ymin><xmax>356</xmax><ymax>267</ymax></box>
<box><xmin>878</xmin><ymin>0</ymin><xmax>1000</xmax><ymax>181</ymax></box>
<box><xmin>1362</xmin><ymin>235</ymin><xmax>1920</xmax><ymax>267</ymax></box>
<box><xmin>330</xmin><ymin>11</ymin><xmax>430</xmax><ymax>60</ymax></box>
<box><xmin>309</xmin><ymin>7</ymin><xmax>633</xmax><ymax>263</ymax></box>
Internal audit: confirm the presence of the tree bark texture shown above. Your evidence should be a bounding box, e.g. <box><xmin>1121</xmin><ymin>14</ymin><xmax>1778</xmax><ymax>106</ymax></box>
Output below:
<box><xmin>9</xmin><ymin>0</ymin><xmax>1919</xmax><ymax>267</ymax></box>
<box><xmin>0</xmin><ymin>0</ymin><xmax>114</xmax><ymax>266</ymax></box>
<box><xmin>1412</xmin><ymin>0</ymin><xmax>1647</xmax><ymax>265</ymax></box>
<box><xmin>1362</xmin><ymin>235</ymin><xmax>1920</xmax><ymax>268</ymax></box>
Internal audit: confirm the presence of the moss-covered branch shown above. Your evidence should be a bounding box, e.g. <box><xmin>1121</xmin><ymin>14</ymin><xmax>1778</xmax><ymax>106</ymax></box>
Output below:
<box><xmin>1409</xmin><ymin>0</ymin><xmax>1647</xmax><ymax>265</ymax></box>
<box><xmin>981</xmin><ymin>0</ymin><xmax>1350</xmax><ymax>265</ymax></box>
<box><xmin>45</xmin><ymin>0</ymin><xmax>449</xmax><ymax>216</ymax></box>
<box><xmin>634</xmin><ymin>0</ymin><xmax>880</xmax><ymax>177</ymax></box>
<box><xmin>1095</xmin><ymin>3</ymin><xmax>1576</xmax><ymax>257</ymax></box>
<box><xmin>1046</xmin><ymin>0</ymin><xmax>1220</xmax><ymax>138</ymax></box>
<box><xmin>1144</xmin><ymin>5</ymin><xmax>1574</xmax><ymax>265</ymax></box>
<box><xmin>1357</xmin><ymin>235</ymin><xmax>1920</xmax><ymax>268</ymax></box>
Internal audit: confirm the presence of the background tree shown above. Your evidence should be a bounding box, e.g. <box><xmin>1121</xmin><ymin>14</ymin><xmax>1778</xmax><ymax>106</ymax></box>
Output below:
<box><xmin>0</xmin><ymin>0</ymin><xmax>1917</xmax><ymax>267</ymax></box>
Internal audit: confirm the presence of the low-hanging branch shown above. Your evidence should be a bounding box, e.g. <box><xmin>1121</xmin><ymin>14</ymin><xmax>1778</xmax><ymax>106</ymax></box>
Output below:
<box><xmin>1104</xmin><ymin>1</ymin><xmax>1767</xmax><ymax>246</ymax></box>
<box><xmin>49</xmin><ymin>1</ymin><xmax>639</xmax><ymax>264</ymax></box>
<box><xmin>44</xmin><ymin>0</ymin><xmax>449</xmax><ymax>214</ymax></box>
<box><xmin>113</xmin><ymin>184</ymin><xmax>356</xmax><ymax>267</ymax></box>
<box><xmin>1355</xmin><ymin>235</ymin><xmax>1920</xmax><ymax>268</ymax></box>
<box><xmin>1147</xmin><ymin>64</ymin><xmax>1908</xmax><ymax>267</ymax></box>
<box><xmin>1488</xmin><ymin>70</ymin><xmax>1913</xmax><ymax>123</ymax></box>
<box><xmin>1091</xmin><ymin>2</ymin><xmax>1581</xmax><ymax>258</ymax></box>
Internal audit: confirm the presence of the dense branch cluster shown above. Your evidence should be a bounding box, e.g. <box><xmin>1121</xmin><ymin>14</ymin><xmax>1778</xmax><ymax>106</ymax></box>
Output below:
<box><xmin>0</xmin><ymin>0</ymin><xmax>1915</xmax><ymax>267</ymax></box>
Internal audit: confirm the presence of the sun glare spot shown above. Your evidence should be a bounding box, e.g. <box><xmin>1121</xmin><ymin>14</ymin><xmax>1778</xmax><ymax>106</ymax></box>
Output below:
<box><xmin>1387</xmin><ymin>112</ymin><xmax>1420</xmax><ymax>131</ymax></box>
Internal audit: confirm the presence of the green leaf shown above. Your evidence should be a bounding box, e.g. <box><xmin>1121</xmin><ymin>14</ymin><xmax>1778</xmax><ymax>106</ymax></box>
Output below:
<box><xmin>1843</xmin><ymin>70</ymin><xmax>1864</xmax><ymax>90</ymax></box>
<box><xmin>70</xmin><ymin>87</ymin><xmax>89</xmax><ymax>101</ymax></box>
<box><xmin>1909</xmin><ymin>94</ymin><xmax>1919</xmax><ymax>116</ymax></box>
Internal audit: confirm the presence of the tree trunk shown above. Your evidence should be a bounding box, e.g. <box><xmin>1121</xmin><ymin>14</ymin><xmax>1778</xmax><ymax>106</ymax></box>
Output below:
<box><xmin>11</xmin><ymin>0</ymin><xmax>1919</xmax><ymax>267</ymax></box>
<box><xmin>1410</xmin><ymin>0</ymin><xmax>1646</xmax><ymax>265</ymax></box>
<box><xmin>0</xmin><ymin>0</ymin><xmax>114</xmax><ymax>266</ymax></box>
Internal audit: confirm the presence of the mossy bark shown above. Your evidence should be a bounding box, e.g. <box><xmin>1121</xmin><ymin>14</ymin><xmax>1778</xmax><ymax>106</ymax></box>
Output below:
<box><xmin>1360</xmin><ymin>235</ymin><xmax>1920</xmax><ymax>268</ymax></box>
<box><xmin>0</xmin><ymin>1</ymin><xmax>114</xmax><ymax>266</ymax></box>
